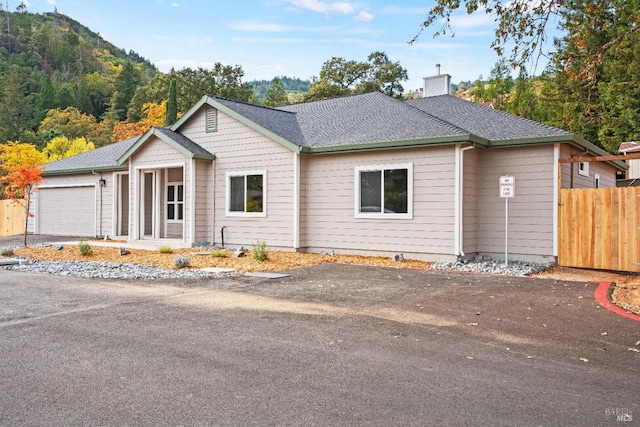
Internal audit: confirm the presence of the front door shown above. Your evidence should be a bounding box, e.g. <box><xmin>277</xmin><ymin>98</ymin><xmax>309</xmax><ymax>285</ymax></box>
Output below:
<box><xmin>139</xmin><ymin>170</ymin><xmax>160</xmax><ymax>239</ymax></box>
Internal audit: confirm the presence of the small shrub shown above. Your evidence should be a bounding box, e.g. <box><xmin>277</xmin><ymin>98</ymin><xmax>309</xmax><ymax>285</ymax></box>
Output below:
<box><xmin>78</xmin><ymin>238</ymin><xmax>92</xmax><ymax>256</ymax></box>
<box><xmin>210</xmin><ymin>249</ymin><xmax>229</xmax><ymax>258</ymax></box>
<box><xmin>252</xmin><ymin>240</ymin><xmax>268</xmax><ymax>261</ymax></box>
<box><xmin>159</xmin><ymin>245</ymin><xmax>173</xmax><ymax>254</ymax></box>
<box><xmin>0</xmin><ymin>247</ymin><xmax>14</xmax><ymax>256</ymax></box>
<box><xmin>174</xmin><ymin>255</ymin><xmax>191</xmax><ymax>269</ymax></box>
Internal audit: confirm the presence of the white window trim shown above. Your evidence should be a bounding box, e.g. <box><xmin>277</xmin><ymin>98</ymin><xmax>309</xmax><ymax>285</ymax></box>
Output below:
<box><xmin>578</xmin><ymin>161</ymin><xmax>589</xmax><ymax>177</ymax></box>
<box><xmin>354</xmin><ymin>163</ymin><xmax>413</xmax><ymax>219</ymax></box>
<box><xmin>166</xmin><ymin>181</ymin><xmax>184</xmax><ymax>223</ymax></box>
<box><xmin>225</xmin><ymin>170</ymin><xmax>267</xmax><ymax>217</ymax></box>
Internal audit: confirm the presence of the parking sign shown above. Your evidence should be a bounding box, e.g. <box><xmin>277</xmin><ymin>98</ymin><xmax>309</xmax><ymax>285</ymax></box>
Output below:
<box><xmin>499</xmin><ymin>176</ymin><xmax>515</xmax><ymax>198</ymax></box>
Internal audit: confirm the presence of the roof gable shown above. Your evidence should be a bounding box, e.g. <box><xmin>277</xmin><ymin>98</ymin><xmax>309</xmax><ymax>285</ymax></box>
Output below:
<box><xmin>118</xmin><ymin>127</ymin><xmax>215</xmax><ymax>165</ymax></box>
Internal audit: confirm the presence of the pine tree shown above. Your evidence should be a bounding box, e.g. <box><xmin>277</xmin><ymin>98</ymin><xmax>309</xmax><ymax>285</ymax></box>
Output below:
<box><xmin>165</xmin><ymin>78</ymin><xmax>178</xmax><ymax>126</ymax></box>
<box><xmin>263</xmin><ymin>78</ymin><xmax>288</xmax><ymax>107</ymax></box>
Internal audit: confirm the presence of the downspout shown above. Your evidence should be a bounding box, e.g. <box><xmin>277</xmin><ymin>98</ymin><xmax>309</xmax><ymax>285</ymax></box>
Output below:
<box><xmin>293</xmin><ymin>152</ymin><xmax>300</xmax><ymax>249</ymax></box>
<box><xmin>553</xmin><ymin>144</ymin><xmax>560</xmax><ymax>258</ymax></box>
<box><xmin>454</xmin><ymin>144</ymin><xmax>475</xmax><ymax>258</ymax></box>
<box><xmin>189</xmin><ymin>160</ymin><xmax>196</xmax><ymax>246</ymax></box>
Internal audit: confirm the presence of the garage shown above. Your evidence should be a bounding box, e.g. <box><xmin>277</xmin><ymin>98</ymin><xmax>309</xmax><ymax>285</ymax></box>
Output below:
<box><xmin>38</xmin><ymin>186</ymin><xmax>96</xmax><ymax>236</ymax></box>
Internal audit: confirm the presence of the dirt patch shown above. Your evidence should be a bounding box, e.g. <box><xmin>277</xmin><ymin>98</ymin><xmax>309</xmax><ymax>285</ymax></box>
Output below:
<box><xmin>8</xmin><ymin>243</ymin><xmax>640</xmax><ymax>316</ymax></box>
<box><xmin>11</xmin><ymin>244</ymin><xmax>430</xmax><ymax>273</ymax></box>
<box><xmin>532</xmin><ymin>266</ymin><xmax>640</xmax><ymax>315</ymax></box>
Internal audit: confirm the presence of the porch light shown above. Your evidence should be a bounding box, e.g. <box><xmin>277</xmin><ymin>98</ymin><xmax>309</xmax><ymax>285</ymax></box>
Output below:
<box><xmin>99</xmin><ymin>178</ymin><xmax>106</xmax><ymax>187</ymax></box>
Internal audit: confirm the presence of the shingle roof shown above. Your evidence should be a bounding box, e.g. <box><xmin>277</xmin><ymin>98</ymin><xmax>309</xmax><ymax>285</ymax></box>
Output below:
<box><xmin>42</xmin><ymin>136</ymin><xmax>138</xmax><ymax>175</ymax></box>
<box><xmin>406</xmin><ymin>95</ymin><xmax>571</xmax><ymax>141</ymax></box>
<box><xmin>154</xmin><ymin>127</ymin><xmax>214</xmax><ymax>158</ymax></box>
<box><xmin>214</xmin><ymin>98</ymin><xmax>307</xmax><ymax>146</ymax></box>
<box><xmin>275</xmin><ymin>91</ymin><xmax>467</xmax><ymax>148</ymax></box>
<box><xmin>619</xmin><ymin>141</ymin><xmax>640</xmax><ymax>153</ymax></box>
<box><xmin>43</xmin><ymin>91</ymin><xmax>592</xmax><ymax>175</ymax></box>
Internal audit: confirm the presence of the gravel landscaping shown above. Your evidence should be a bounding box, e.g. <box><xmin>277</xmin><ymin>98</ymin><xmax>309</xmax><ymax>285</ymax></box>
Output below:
<box><xmin>4</xmin><ymin>259</ymin><xmax>226</xmax><ymax>280</ymax></box>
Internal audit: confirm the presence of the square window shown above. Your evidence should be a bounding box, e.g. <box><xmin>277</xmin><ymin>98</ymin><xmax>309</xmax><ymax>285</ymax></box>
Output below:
<box><xmin>355</xmin><ymin>164</ymin><xmax>412</xmax><ymax>219</ymax></box>
<box><xmin>226</xmin><ymin>171</ymin><xmax>266</xmax><ymax>217</ymax></box>
<box><xmin>578</xmin><ymin>161</ymin><xmax>589</xmax><ymax>177</ymax></box>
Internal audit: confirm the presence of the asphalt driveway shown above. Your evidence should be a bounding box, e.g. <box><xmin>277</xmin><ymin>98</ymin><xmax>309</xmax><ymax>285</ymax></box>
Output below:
<box><xmin>0</xmin><ymin>250</ymin><xmax>639</xmax><ymax>425</ymax></box>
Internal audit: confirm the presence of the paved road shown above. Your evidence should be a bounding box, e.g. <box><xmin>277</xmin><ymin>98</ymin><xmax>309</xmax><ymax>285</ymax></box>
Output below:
<box><xmin>1</xmin><ymin>263</ymin><xmax>638</xmax><ymax>426</ymax></box>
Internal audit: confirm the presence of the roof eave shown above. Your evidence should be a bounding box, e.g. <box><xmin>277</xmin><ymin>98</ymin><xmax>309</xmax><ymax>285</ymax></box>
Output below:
<box><xmin>42</xmin><ymin>164</ymin><xmax>128</xmax><ymax>176</ymax></box>
<box><xmin>489</xmin><ymin>134</ymin><xmax>627</xmax><ymax>170</ymax></box>
<box><xmin>303</xmin><ymin>134</ymin><xmax>483</xmax><ymax>154</ymax></box>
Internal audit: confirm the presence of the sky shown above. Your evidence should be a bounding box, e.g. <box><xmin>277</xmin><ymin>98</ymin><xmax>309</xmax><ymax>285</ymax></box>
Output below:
<box><xmin>20</xmin><ymin>0</ymin><xmax>554</xmax><ymax>92</ymax></box>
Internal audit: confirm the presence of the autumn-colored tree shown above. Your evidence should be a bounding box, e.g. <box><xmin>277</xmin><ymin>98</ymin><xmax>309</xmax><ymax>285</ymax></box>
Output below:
<box><xmin>38</xmin><ymin>107</ymin><xmax>99</xmax><ymax>144</ymax></box>
<box><xmin>0</xmin><ymin>141</ymin><xmax>46</xmax><ymax>171</ymax></box>
<box><xmin>42</xmin><ymin>136</ymin><xmax>95</xmax><ymax>162</ymax></box>
<box><xmin>1</xmin><ymin>164</ymin><xmax>43</xmax><ymax>246</ymax></box>
<box><xmin>111</xmin><ymin>101</ymin><xmax>166</xmax><ymax>142</ymax></box>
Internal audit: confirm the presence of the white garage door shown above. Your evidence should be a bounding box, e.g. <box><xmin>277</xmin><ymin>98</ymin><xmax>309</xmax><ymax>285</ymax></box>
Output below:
<box><xmin>39</xmin><ymin>186</ymin><xmax>96</xmax><ymax>236</ymax></box>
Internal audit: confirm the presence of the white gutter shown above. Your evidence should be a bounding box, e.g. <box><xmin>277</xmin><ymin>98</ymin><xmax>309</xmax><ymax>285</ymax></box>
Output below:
<box><xmin>454</xmin><ymin>144</ymin><xmax>475</xmax><ymax>257</ymax></box>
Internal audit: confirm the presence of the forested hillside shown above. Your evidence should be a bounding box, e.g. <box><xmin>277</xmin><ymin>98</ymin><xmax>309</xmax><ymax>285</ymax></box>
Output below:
<box><xmin>0</xmin><ymin>8</ymin><xmax>157</xmax><ymax>147</ymax></box>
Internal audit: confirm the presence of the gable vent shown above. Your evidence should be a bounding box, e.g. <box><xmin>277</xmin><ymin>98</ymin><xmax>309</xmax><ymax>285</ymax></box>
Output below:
<box><xmin>206</xmin><ymin>107</ymin><xmax>218</xmax><ymax>132</ymax></box>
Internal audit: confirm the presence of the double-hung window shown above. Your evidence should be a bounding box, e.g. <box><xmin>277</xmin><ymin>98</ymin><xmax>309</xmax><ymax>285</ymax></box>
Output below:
<box><xmin>355</xmin><ymin>163</ymin><xmax>412</xmax><ymax>219</ymax></box>
<box><xmin>226</xmin><ymin>171</ymin><xmax>266</xmax><ymax>217</ymax></box>
<box><xmin>167</xmin><ymin>183</ymin><xmax>184</xmax><ymax>222</ymax></box>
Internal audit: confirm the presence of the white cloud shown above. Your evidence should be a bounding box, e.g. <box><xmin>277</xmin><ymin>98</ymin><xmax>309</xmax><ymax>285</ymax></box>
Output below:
<box><xmin>355</xmin><ymin>10</ymin><xmax>373</xmax><ymax>22</ymax></box>
<box><xmin>230</xmin><ymin>21</ymin><xmax>338</xmax><ymax>33</ymax></box>
<box><xmin>284</xmin><ymin>0</ymin><xmax>354</xmax><ymax>14</ymax></box>
<box><xmin>171</xmin><ymin>3</ymin><xmax>180</xmax><ymax>7</ymax></box>
<box><xmin>447</xmin><ymin>8</ymin><xmax>496</xmax><ymax>29</ymax></box>
<box><xmin>231</xmin><ymin>22</ymin><xmax>287</xmax><ymax>32</ymax></box>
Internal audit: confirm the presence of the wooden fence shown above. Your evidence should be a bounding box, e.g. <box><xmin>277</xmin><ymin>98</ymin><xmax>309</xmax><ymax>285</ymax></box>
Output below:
<box><xmin>0</xmin><ymin>199</ymin><xmax>25</xmax><ymax>237</ymax></box>
<box><xmin>559</xmin><ymin>187</ymin><xmax>640</xmax><ymax>272</ymax></box>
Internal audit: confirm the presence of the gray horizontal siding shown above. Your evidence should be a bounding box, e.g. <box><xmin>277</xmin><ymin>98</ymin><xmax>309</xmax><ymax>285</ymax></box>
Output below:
<box><xmin>180</xmin><ymin>108</ymin><xmax>296</xmax><ymax>248</ymax></box>
<box><xmin>476</xmin><ymin>145</ymin><xmax>555</xmax><ymax>258</ymax></box>
<box><xmin>302</xmin><ymin>147</ymin><xmax>457</xmax><ymax>257</ymax></box>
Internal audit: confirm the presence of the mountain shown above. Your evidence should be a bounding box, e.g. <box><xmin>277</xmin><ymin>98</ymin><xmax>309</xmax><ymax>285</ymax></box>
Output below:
<box><xmin>0</xmin><ymin>9</ymin><xmax>157</xmax><ymax>146</ymax></box>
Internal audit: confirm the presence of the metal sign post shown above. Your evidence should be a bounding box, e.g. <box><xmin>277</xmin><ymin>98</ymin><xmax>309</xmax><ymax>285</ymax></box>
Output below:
<box><xmin>499</xmin><ymin>176</ymin><xmax>515</xmax><ymax>266</ymax></box>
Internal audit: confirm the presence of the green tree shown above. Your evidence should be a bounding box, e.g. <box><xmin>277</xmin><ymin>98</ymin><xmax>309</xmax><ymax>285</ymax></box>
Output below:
<box><xmin>56</xmin><ymin>83</ymin><xmax>76</xmax><ymax>109</ymax></box>
<box><xmin>111</xmin><ymin>61</ymin><xmax>141</xmax><ymax>121</ymax></box>
<box><xmin>364</xmin><ymin>51</ymin><xmax>408</xmax><ymax>98</ymax></box>
<box><xmin>129</xmin><ymin>64</ymin><xmax>253</xmax><ymax>121</ymax></box>
<box><xmin>263</xmin><ymin>78</ymin><xmax>288</xmax><ymax>107</ymax></box>
<box><xmin>165</xmin><ymin>78</ymin><xmax>178</xmax><ymax>126</ymax></box>
<box><xmin>37</xmin><ymin>77</ymin><xmax>56</xmax><ymax>113</ymax></box>
<box><xmin>0</xmin><ymin>65</ymin><xmax>28</xmax><ymax>141</ymax></box>
<box><xmin>303</xmin><ymin>51</ymin><xmax>407</xmax><ymax>101</ymax></box>
<box><xmin>412</xmin><ymin>0</ymin><xmax>640</xmax><ymax>74</ymax></box>
<box><xmin>38</xmin><ymin>107</ymin><xmax>99</xmax><ymax>142</ymax></box>
<box><xmin>535</xmin><ymin>0</ymin><xmax>640</xmax><ymax>152</ymax></box>
<box><xmin>472</xmin><ymin>59</ymin><xmax>514</xmax><ymax>110</ymax></box>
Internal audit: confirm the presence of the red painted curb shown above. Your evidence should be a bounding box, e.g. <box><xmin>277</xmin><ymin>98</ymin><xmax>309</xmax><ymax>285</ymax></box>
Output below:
<box><xmin>594</xmin><ymin>282</ymin><xmax>640</xmax><ymax>322</ymax></box>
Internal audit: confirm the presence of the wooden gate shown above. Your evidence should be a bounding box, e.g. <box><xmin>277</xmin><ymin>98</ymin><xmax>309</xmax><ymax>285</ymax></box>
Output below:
<box><xmin>0</xmin><ymin>199</ymin><xmax>25</xmax><ymax>237</ymax></box>
<box><xmin>559</xmin><ymin>187</ymin><xmax>640</xmax><ymax>272</ymax></box>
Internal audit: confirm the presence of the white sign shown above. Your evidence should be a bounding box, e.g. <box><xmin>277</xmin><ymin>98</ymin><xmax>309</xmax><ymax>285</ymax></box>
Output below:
<box><xmin>499</xmin><ymin>176</ymin><xmax>515</xmax><ymax>198</ymax></box>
